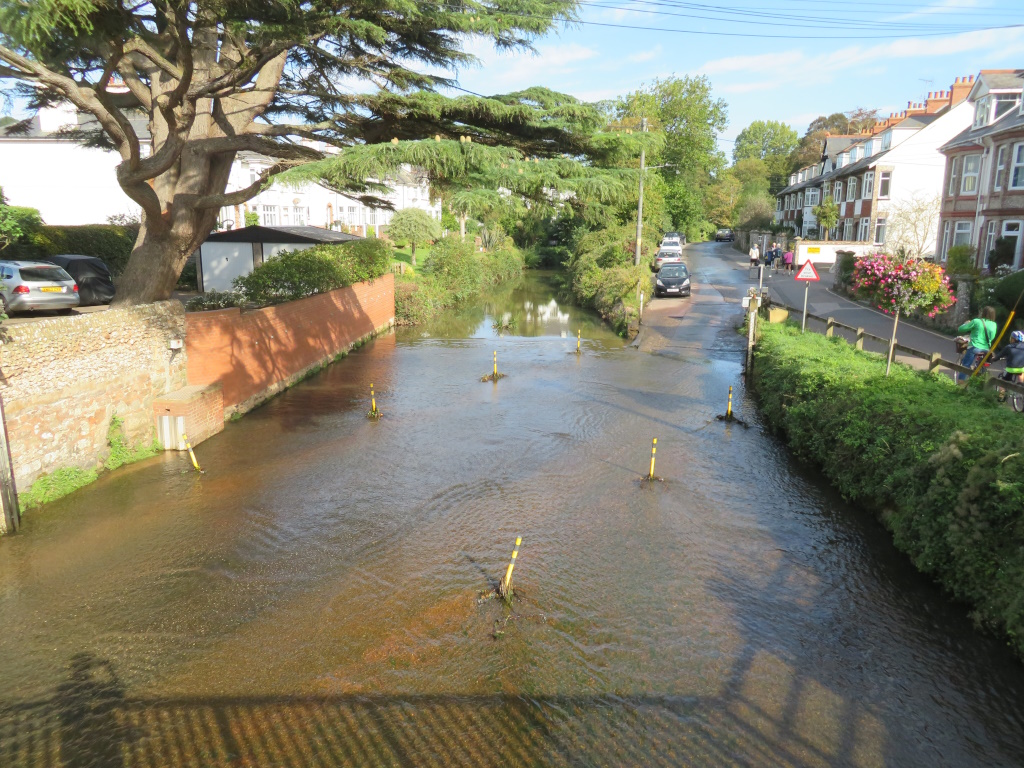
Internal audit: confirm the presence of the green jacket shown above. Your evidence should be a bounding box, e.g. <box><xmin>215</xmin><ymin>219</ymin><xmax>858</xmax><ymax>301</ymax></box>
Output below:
<box><xmin>958</xmin><ymin>318</ymin><xmax>998</xmax><ymax>350</ymax></box>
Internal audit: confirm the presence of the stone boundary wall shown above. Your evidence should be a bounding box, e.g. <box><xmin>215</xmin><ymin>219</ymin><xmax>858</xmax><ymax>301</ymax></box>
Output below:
<box><xmin>185</xmin><ymin>273</ymin><xmax>395</xmax><ymax>416</ymax></box>
<box><xmin>0</xmin><ymin>301</ymin><xmax>187</xmax><ymax>489</ymax></box>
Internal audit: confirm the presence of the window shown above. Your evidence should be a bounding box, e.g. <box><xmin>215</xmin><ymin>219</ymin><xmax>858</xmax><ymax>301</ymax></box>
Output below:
<box><xmin>293</xmin><ymin>206</ymin><xmax>306</xmax><ymax>225</ymax></box>
<box><xmin>847</xmin><ymin>177</ymin><xmax>858</xmax><ymax>200</ymax></box>
<box><xmin>984</xmin><ymin>221</ymin><xmax>998</xmax><ymax>267</ymax></box>
<box><xmin>1010</xmin><ymin>143</ymin><xmax>1024</xmax><ymax>189</ymax></box>
<box><xmin>874</xmin><ymin>217</ymin><xmax>887</xmax><ymax>245</ymax></box>
<box><xmin>797</xmin><ymin>192</ymin><xmax>803</xmax><ymax>209</ymax></box>
<box><xmin>881</xmin><ymin>131</ymin><xmax>892</xmax><ymax>150</ymax></box>
<box><xmin>858</xmin><ymin>217</ymin><xmax>870</xmax><ymax>241</ymax></box>
<box><xmin>974</xmin><ymin>96</ymin><xmax>991</xmax><ymax>128</ymax></box>
<box><xmin>941</xmin><ymin>221</ymin><xmax>951</xmax><ymax>260</ymax></box>
<box><xmin>878</xmin><ymin>171</ymin><xmax>891</xmax><ymax>198</ymax></box>
<box><xmin>833</xmin><ymin>181</ymin><xmax>843</xmax><ymax>203</ymax></box>
<box><xmin>843</xmin><ymin>219</ymin><xmax>854</xmax><ymax>241</ymax></box>
<box><xmin>806</xmin><ymin>188</ymin><xmax>819</xmax><ymax>206</ymax></box>
<box><xmin>836</xmin><ymin>155</ymin><xmax>845</xmax><ymax>169</ymax></box>
<box><xmin>995</xmin><ymin>94</ymin><xmax>1020</xmax><ymax>120</ymax></box>
<box><xmin>994</xmin><ymin>145</ymin><xmax>1007</xmax><ymax>191</ymax></box>
<box><xmin>1003</xmin><ymin>221</ymin><xmax>1022</xmax><ymax>268</ymax></box>
<box><xmin>281</xmin><ymin>207</ymin><xmax>289</xmax><ymax>224</ymax></box>
<box><xmin>776</xmin><ymin>198</ymin><xmax>782</xmax><ymax>211</ymax></box>
<box><xmin>961</xmin><ymin>154</ymin><xmax>981</xmax><ymax>194</ymax></box>
<box><xmin>249</xmin><ymin>165</ymin><xmax>259</xmax><ymax>185</ymax></box>
<box><xmin>862</xmin><ymin>171</ymin><xmax>874</xmax><ymax>198</ymax></box>
<box><xmin>948</xmin><ymin>157</ymin><xmax>960</xmax><ymax>196</ymax></box>
<box><xmin>261</xmin><ymin>205</ymin><xmax>278</xmax><ymax>226</ymax></box>
<box><xmin>952</xmin><ymin>221</ymin><xmax>973</xmax><ymax>251</ymax></box>
<box><xmin>784</xmin><ymin>196</ymin><xmax>790</xmax><ymax>211</ymax></box>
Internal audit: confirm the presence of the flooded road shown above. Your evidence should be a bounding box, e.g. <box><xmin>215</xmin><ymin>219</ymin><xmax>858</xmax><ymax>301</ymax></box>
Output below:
<box><xmin>2</xmin><ymin>245</ymin><xmax>1024</xmax><ymax>767</ymax></box>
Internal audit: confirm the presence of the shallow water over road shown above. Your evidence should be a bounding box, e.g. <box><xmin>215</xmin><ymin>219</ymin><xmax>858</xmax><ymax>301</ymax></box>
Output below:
<box><xmin>2</xmin><ymin>249</ymin><xmax>1024</xmax><ymax>767</ymax></box>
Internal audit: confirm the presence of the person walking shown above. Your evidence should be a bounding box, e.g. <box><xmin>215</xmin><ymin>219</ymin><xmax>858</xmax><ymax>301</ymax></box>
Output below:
<box><xmin>783</xmin><ymin>248</ymin><xmax>794</xmax><ymax>273</ymax></box>
<box><xmin>748</xmin><ymin>242</ymin><xmax>760</xmax><ymax>268</ymax></box>
<box><xmin>957</xmin><ymin>306</ymin><xmax>998</xmax><ymax>380</ymax></box>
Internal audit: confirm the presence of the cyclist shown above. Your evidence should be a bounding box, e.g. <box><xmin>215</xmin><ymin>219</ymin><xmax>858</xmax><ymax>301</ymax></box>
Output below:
<box><xmin>993</xmin><ymin>330</ymin><xmax>1024</xmax><ymax>383</ymax></box>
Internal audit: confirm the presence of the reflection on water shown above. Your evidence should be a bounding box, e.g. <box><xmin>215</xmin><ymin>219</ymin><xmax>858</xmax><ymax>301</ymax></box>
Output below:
<box><xmin>1</xmin><ymin>261</ymin><xmax>1024</xmax><ymax>767</ymax></box>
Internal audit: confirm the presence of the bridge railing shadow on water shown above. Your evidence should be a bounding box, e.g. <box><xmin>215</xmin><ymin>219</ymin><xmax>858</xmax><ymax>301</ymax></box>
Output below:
<box><xmin>0</xmin><ymin>650</ymin><xmax>889</xmax><ymax>768</ymax></box>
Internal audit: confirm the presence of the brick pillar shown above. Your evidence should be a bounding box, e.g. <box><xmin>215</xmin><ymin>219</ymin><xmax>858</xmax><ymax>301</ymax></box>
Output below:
<box><xmin>954</xmin><ymin>277</ymin><xmax>973</xmax><ymax>326</ymax></box>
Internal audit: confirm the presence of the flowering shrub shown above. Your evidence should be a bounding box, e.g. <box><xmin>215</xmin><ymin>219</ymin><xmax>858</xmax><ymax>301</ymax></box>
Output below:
<box><xmin>851</xmin><ymin>253</ymin><xmax>955</xmax><ymax>319</ymax></box>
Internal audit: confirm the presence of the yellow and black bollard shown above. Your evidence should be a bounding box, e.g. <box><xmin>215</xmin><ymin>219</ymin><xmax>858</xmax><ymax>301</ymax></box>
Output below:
<box><xmin>481</xmin><ymin>350</ymin><xmax>506</xmax><ymax>382</ymax></box>
<box><xmin>499</xmin><ymin>535</ymin><xmax>522</xmax><ymax>601</ymax></box>
<box><xmin>726</xmin><ymin>386</ymin><xmax>733</xmax><ymax>420</ymax></box>
<box><xmin>182</xmin><ymin>432</ymin><xmax>204</xmax><ymax>474</ymax></box>
<box><xmin>576</xmin><ymin>329</ymin><xmax>581</xmax><ymax>355</ymax></box>
<box><xmin>367</xmin><ymin>382</ymin><xmax>382</xmax><ymax>419</ymax></box>
<box><xmin>648</xmin><ymin>438</ymin><xmax>657</xmax><ymax>480</ymax></box>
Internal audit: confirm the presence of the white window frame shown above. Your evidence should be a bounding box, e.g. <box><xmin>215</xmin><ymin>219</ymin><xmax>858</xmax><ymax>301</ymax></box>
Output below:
<box><xmin>994</xmin><ymin>145</ymin><xmax>1007</xmax><ymax>191</ymax></box>
<box><xmin>847</xmin><ymin>177</ymin><xmax>857</xmax><ymax>200</ymax></box>
<box><xmin>857</xmin><ymin>217</ymin><xmax>870</xmax><ymax>242</ymax></box>
<box><xmin>843</xmin><ymin>218</ymin><xmax>854</xmax><ymax>241</ymax></box>
<box><xmin>833</xmin><ymin>181</ymin><xmax>843</xmax><ymax>203</ymax></box>
<box><xmin>878</xmin><ymin>171</ymin><xmax>891</xmax><ymax>199</ymax></box>
<box><xmin>974</xmin><ymin>96</ymin><xmax>990</xmax><ymax>129</ymax></box>
<box><xmin>261</xmin><ymin>205</ymin><xmax>278</xmax><ymax>226</ymax></box>
<box><xmin>797</xmin><ymin>192</ymin><xmax>803</xmax><ymax>209</ymax></box>
<box><xmin>881</xmin><ymin>131</ymin><xmax>892</xmax><ymax>150</ymax></box>
<box><xmin>874</xmin><ymin>217</ymin><xmax>887</xmax><ymax>245</ymax></box>
<box><xmin>941</xmin><ymin>221</ymin><xmax>951</xmax><ymax>260</ymax></box>
<box><xmin>1010</xmin><ymin>143</ymin><xmax>1024</xmax><ymax>190</ymax></box>
<box><xmin>984</xmin><ymin>220</ymin><xmax>998</xmax><ymax>267</ymax></box>
<box><xmin>961</xmin><ymin>154</ymin><xmax>981</xmax><ymax>194</ymax></box>
<box><xmin>862</xmin><ymin>171</ymin><xmax>874</xmax><ymax>199</ymax></box>
<box><xmin>1002</xmin><ymin>221</ymin><xmax>1022</xmax><ymax>269</ymax></box>
<box><xmin>952</xmin><ymin>220</ymin><xmax>973</xmax><ymax>252</ymax></box>
<box><xmin>806</xmin><ymin>188</ymin><xmax>819</xmax><ymax>206</ymax></box>
<box><xmin>776</xmin><ymin>198</ymin><xmax>782</xmax><ymax>211</ymax></box>
<box><xmin>948</xmin><ymin>156</ymin><xmax>960</xmax><ymax>196</ymax></box>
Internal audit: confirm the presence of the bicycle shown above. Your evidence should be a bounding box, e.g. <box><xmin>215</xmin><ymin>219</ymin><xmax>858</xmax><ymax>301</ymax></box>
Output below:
<box><xmin>996</xmin><ymin>370</ymin><xmax>1024</xmax><ymax>412</ymax></box>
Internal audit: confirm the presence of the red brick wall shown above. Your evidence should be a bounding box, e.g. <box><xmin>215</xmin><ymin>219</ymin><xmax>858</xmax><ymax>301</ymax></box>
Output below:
<box><xmin>185</xmin><ymin>274</ymin><xmax>394</xmax><ymax>413</ymax></box>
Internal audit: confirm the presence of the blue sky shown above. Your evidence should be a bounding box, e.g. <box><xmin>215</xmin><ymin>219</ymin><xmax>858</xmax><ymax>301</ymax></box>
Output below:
<box><xmin>447</xmin><ymin>0</ymin><xmax>1024</xmax><ymax>155</ymax></box>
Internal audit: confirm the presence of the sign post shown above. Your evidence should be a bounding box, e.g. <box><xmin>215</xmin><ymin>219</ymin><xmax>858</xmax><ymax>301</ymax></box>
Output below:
<box><xmin>793</xmin><ymin>259</ymin><xmax>820</xmax><ymax>332</ymax></box>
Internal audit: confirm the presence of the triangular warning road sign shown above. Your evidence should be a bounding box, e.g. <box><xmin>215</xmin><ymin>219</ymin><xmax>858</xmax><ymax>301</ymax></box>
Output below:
<box><xmin>794</xmin><ymin>260</ymin><xmax>820</xmax><ymax>281</ymax></box>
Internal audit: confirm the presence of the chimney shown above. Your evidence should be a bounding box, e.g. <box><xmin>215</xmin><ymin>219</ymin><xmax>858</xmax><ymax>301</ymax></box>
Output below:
<box><xmin>926</xmin><ymin>89</ymin><xmax>949</xmax><ymax>114</ymax></box>
<box><xmin>950</xmin><ymin>75</ymin><xmax>974</xmax><ymax>106</ymax></box>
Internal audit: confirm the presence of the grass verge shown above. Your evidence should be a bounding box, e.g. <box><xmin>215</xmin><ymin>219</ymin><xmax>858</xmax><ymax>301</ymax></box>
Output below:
<box><xmin>753</xmin><ymin>322</ymin><xmax>1024</xmax><ymax>657</ymax></box>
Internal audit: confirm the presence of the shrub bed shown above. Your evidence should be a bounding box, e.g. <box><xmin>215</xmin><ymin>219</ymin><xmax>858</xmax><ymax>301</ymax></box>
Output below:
<box><xmin>394</xmin><ymin>236</ymin><xmax>525</xmax><ymax>325</ymax></box>
<box><xmin>753</xmin><ymin>322</ymin><xmax>1024</xmax><ymax>656</ymax></box>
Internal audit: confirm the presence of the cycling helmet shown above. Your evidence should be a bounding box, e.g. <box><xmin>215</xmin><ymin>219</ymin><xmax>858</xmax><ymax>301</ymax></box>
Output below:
<box><xmin>1012</xmin><ymin>330</ymin><xmax>1024</xmax><ymax>343</ymax></box>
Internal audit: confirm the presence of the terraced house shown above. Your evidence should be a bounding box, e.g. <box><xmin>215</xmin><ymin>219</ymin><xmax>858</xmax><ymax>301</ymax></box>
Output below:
<box><xmin>775</xmin><ymin>75</ymin><xmax>974</xmax><ymax>258</ymax></box>
<box><xmin>937</xmin><ymin>70</ymin><xmax>1024</xmax><ymax>270</ymax></box>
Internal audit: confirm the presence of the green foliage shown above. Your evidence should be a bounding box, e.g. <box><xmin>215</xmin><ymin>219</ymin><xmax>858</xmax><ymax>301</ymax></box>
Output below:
<box><xmin>244</xmin><ymin>211</ymin><xmax>260</xmax><ymax>227</ymax></box>
<box><xmin>422</xmin><ymin>236</ymin><xmax>482</xmax><ymax>301</ymax></box>
<box><xmin>732</xmin><ymin>120</ymin><xmax>799</xmax><ymax>193</ymax></box>
<box><xmin>104</xmin><ymin>414</ymin><xmax>159</xmax><ymax>471</ymax></box>
<box><xmin>185</xmin><ymin>290</ymin><xmax>243</xmax><ymax>312</ymax></box>
<box><xmin>946</xmin><ymin>244</ymin><xmax>979</xmax><ymax>277</ymax></box>
<box><xmin>851</xmin><ymin>253</ymin><xmax>954</xmax><ymax>318</ymax></box>
<box><xmin>989</xmin><ymin>237</ymin><xmax>1017</xmax><ymax>271</ymax></box>
<box><xmin>19</xmin><ymin>467</ymin><xmax>98</xmax><ymax>511</ymax></box>
<box><xmin>233</xmin><ymin>240</ymin><xmax>391</xmax><ymax>306</ymax></box>
<box><xmin>992</xmin><ymin>268</ymin><xmax>1024</xmax><ymax>315</ymax></box>
<box><xmin>836</xmin><ymin>252</ymin><xmax>857</xmax><ymax>287</ymax></box>
<box><xmin>0</xmin><ymin>189</ymin><xmax>41</xmax><ymax>252</ymax></box>
<box><xmin>812</xmin><ymin>195</ymin><xmax>840</xmax><ymax>237</ymax></box>
<box><xmin>387</xmin><ymin>208</ymin><xmax>441</xmax><ymax>248</ymax></box>
<box><xmin>11</xmin><ymin>224</ymin><xmax>139</xmax><ymax>276</ymax></box>
<box><xmin>754</xmin><ymin>323</ymin><xmax>1024</xmax><ymax>657</ymax></box>
<box><xmin>177</xmin><ymin>259</ymin><xmax>198</xmax><ymax>291</ymax></box>
<box><xmin>480</xmin><ymin>247</ymin><xmax>525</xmax><ymax>285</ymax></box>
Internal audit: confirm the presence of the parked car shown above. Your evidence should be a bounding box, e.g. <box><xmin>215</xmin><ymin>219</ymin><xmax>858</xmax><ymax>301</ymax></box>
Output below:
<box><xmin>0</xmin><ymin>260</ymin><xmax>80</xmax><ymax>314</ymax></box>
<box><xmin>653</xmin><ymin>250</ymin><xmax>683</xmax><ymax>271</ymax></box>
<box><xmin>662</xmin><ymin>231</ymin><xmax>687</xmax><ymax>246</ymax></box>
<box><xmin>659</xmin><ymin>238</ymin><xmax>683</xmax><ymax>255</ymax></box>
<box><xmin>654</xmin><ymin>262</ymin><xmax>691</xmax><ymax>297</ymax></box>
<box><xmin>715</xmin><ymin>228</ymin><xmax>734</xmax><ymax>242</ymax></box>
<box><xmin>44</xmin><ymin>254</ymin><xmax>115</xmax><ymax>306</ymax></box>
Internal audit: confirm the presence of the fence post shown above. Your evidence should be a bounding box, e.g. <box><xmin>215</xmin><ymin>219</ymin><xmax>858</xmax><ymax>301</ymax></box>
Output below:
<box><xmin>929</xmin><ymin>352</ymin><xmax>941</xmax><ymax>373</ymax></box>
<box><xmin>855</xmin><ymin>327</ymin><xmax>865</xmax><ymax>350</ymax></box>
<box><xmin>826</xmin><ymin>317</ymin><xmax>835</xmax><ymax>337</ymax></box>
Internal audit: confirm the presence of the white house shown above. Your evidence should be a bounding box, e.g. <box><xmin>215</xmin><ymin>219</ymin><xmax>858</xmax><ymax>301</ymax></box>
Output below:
<box><xmin>0</xmin><ymin>105</ymin><xmax>441</xmax><ymax>230</ymax></box>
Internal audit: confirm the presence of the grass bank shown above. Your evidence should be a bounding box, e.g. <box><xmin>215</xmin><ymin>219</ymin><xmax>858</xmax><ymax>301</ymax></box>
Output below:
<box><xmin>753</xmin><ymin>322</ymin><xmax>1024</xmax><ymax>657</ymax></box>
<box><xmin>395</xmin><ymin>236</ymin><xmax>525</xmax><ymax>325</ymax></box>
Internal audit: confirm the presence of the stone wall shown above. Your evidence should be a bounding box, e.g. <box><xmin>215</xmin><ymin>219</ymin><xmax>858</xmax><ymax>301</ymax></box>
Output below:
<box><xmin>185</xmin><ymin>273</ymin><xmax>395</xmax><ymax>415</ymax></box>
<box><xmin>0</xmin><ymin>301</ymin><xmax>187</xmax><ymax>489</ymax></box>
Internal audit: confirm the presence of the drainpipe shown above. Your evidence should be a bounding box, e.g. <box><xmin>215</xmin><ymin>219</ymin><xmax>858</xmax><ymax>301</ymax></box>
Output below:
<box><xmin>976</xmin><ymin>136</ymin><xmax>994</xmax><ymax>268</ymax></box>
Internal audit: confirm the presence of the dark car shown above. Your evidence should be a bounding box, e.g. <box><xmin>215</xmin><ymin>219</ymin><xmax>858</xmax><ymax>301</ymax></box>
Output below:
<box><xmin>654</xmin><ymin>262</ymin><xmax>691</xmax><ymax>298</ymax></box>
<box><xmin>45</xmin><ymin>254</ymin><xmax>116</xmax><ymax>306</ymax></box>
<box><xmin>715</xmin><ymin>228</ymin><xmax>734</xmax><ymax>242</ymax></box>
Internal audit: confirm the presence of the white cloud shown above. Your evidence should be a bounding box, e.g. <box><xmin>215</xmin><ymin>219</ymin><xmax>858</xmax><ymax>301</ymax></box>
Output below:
<box><xmin>628</xmin><ymin>45</ymin><xmax>663</xmax><ymax>63</ymax></box>
<box><xmin>456</xmin><ymin>39</ymin><xmax>599</xmax><ymax>91</ymax></box>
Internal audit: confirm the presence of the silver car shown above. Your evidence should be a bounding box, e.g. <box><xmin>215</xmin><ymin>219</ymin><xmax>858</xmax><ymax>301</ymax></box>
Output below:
<box><xmin>0</xmin><ymin>261</ymin><xmax>80</xmax><ymax>314</ymax></box>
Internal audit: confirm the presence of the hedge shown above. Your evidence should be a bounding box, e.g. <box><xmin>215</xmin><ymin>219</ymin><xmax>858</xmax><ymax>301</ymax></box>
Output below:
<box><xmin>753</xmin><ymin>322</ymin><xmax>1024</xmax><ymax>656</ymax></box>
<box><xmin>10</xmin><ymin>224</ymin><xmax>139</xmax><ymax>276</ymax></box>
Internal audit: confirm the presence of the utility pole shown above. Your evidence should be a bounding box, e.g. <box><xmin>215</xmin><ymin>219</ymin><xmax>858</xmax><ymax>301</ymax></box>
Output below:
<box><xmin>634</xmin><ymin>117</ymin><xmax>648</xmax><ymax>266</ymax></box>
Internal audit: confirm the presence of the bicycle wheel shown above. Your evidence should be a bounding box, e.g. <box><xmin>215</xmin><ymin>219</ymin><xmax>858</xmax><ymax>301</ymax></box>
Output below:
<box><xmin>1012</xmin><ymin>392</ymin><xmax>1024</xmax><ymax>413</ymax></box>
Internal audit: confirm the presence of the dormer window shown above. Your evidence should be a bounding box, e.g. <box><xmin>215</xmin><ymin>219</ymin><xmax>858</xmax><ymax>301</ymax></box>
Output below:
<box><xmin>975</xmin><ymin>93</ymin><xmax>1021</xmax><ymax>128</ymax></box>
<box><xmin>881</xmin><ymin>131</ymin><xmax>892</xmax><ymax>150</ymax></box>
<box><xmin>837</xmin><ymin>154</ymin><xmax>846</xmax><ymax>168</ymax></box>
<box><xmin>994</xmin><ymin>93</ymin><xmax>1019</xmax><ymax>120</ymax></box>
<box><xmin>974</xmin><ymin>96</ymin><xmax>991</xmax><ymax>128</ymax></box>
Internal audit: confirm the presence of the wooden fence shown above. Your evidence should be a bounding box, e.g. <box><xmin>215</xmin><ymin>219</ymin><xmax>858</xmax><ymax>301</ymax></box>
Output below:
<box><xmin>767</xmin><ymin>303</ymin><xmax>1024</xmax><ymax>397</ymax></box>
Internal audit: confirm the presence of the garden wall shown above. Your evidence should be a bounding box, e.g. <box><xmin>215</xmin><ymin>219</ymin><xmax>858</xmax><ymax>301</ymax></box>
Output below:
<box><xmin>185</xmin><ymin>273</ymin><xmax>394</xmax><ymax>415</ymax></box>
<box><xmin>0</xmin><ymin>302</ymin><xmax>187</xmax><ymax>490</ymax></box>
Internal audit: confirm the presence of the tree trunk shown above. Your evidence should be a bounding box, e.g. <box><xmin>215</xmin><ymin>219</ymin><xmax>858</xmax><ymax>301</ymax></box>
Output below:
<box><xmin>885</xmin><ymin>309</ymin><xmax>900</xmax><ymax>377</ymax></box>
<box><xmin>411</xmin><ymin>241</ymin><xmax>417</xmax><ymax>267</ymax></box>
<box><xmin>459</xmin><ymin>214</ymin><xmax>467</xmax><ymax>241</ymax></box>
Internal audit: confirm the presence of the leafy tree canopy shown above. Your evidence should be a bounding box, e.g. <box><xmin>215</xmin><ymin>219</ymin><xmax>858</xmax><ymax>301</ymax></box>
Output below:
<box><xmin>0</xmin><ymin>0</ymin><xmax>580</xmax><ymax>303</ymax></box>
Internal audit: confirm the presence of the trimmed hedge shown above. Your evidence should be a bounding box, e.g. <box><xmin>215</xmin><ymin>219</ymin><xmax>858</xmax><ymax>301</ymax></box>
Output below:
<box><xmin>232</xmin><ymin>239</ymin><xmax>392</xmax><ymax>306</ymax></box>
<box><xmin>754</xmin><ymin>322</ymin><xmax>1024</xmax><ymax>656</ymax></box>
<box><xmin>11</xmin><ymin>224</ymin><xmax>140</xmax><ymax>276</ymax></box>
